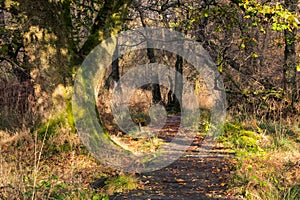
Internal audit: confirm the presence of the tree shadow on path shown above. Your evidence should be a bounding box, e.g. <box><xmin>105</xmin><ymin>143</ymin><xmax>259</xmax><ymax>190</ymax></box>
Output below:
<box><xmin>110</xmin><ymin>116</ymin><xmax>239</xmax><ymax>200</ymax></box>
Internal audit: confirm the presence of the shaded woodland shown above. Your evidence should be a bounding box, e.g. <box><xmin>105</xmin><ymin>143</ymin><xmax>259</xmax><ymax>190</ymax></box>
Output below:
<box><xmin>0</xmin><ymin>0</ymin><xmax>299</xmax><ymax>199</ymax></box>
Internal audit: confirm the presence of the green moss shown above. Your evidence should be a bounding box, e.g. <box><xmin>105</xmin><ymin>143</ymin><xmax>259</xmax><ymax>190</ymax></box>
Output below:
<box><xmin>219</xmin><ymin>121</ymin><xmax>262</xmax><ymax>153</ymax></box>
<box><xmin>36</xmin><ymin>114</ymin><xmax>65</xmax><ymax>140</ymax></box>
<box><xmin>66</xmin><ymin>97</ymin><xmax>75</xmax><ymax>133</ymax></box>
<box><xmin>105</xmin><ymin>174</ymin><xmax>137</xmax><ymax>193</ymax></box>
<box><xmin>284</xmin><ymin>184</ymin><xmax>300</xmax><ymax>200</ymax></box>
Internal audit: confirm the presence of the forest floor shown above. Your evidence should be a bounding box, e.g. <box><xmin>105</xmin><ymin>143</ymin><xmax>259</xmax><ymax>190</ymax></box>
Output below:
<box><xmin>110</xmin><ymin>116</ymin><xmax>240</xmax><ymax>200</ymax></box>
<box><xmin>1</xmin><ymin>113</ymin><xmax>298</xmax><ymax>199</ymax></box>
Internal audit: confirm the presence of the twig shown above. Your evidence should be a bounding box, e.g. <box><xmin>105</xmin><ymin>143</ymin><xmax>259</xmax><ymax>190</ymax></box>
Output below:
<box><xmin>32</xmin><ymin>115</ymin><xmax>51</xmax><ymax>200</ymax></box>
<box><xmin>0</xmin><ymin>132</ymin><xmax>27</xmax><ymax>146</ymax></box>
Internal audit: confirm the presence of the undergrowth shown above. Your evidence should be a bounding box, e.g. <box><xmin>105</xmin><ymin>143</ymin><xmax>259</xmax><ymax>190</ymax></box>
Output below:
<box><xmin>220</xmin><ymin>117</ymin><xmax>300</xmax><ymax>200</ymax></box>
<box><xmin>0</xmin><ymin>110</ymin><xmax>138</xmax><ymax>199</ymax></box>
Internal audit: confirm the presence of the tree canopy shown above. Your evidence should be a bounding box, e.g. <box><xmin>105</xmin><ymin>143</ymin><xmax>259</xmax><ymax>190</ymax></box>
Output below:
<box><xmin>0</xmin><ymin>0</ymin><xmax>299</xmax><ymax>123</ymax></box>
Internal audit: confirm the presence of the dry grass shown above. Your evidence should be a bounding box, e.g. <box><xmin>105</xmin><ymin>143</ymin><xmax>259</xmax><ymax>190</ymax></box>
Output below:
<box><xmin>110</xmin><ymin>134</ymin><xmax>164</xmax><ymax>156</ymax></box>
<box><xmin>0</xmin><ymin>126</ymin><xmax>137</xmax><ymax>199</ymax></box>
<box><xmin>228</xmin><ymin>117</ymin><xmax>300</xmax><ymax>200</ymax></box>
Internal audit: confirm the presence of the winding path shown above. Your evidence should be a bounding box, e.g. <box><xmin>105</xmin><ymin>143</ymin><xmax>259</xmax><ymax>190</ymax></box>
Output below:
<box><xmin>110</xmin><ymin>116</ymin><xmax>239</xmax><ymax>200</ymax></box>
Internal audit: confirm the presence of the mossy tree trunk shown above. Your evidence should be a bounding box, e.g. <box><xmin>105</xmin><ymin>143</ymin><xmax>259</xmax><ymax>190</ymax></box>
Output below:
<box><xmin>79</xmin><ymin>0</ymin><xmax>132</xmax><ymax>58</ymax></box>
<box><xmin>1</xmin><ymin>0</ymin><xmax>132</xmax><ymax>125</ymax></box>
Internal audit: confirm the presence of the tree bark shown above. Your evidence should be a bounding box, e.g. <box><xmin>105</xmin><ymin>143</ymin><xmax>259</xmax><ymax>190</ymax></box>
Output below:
<box><xmin>147</xmin><ymin>47</ymin><xmax>162</xmax><ymax>104</ymax></box>
<box><xmin>79</xmin><ymin>0</ymin><xmax>132</xmax><ymax>58</ymax></box>
<box><xmin>171</xmin><ymin>54</ymin><xmax>183</xmax><ymax>110</ymax></box>
<box><xmin>283</xmin><ymin>0</ymin><xmax>298</xmax><ymax>109</ymax></box>
<box><xmin>134</xmin><ymin>1</ymin><xmax>162</xmax><ymax>104</ymax></box>
<box><xmin>112</xmin><ymin>38</ymin><xmax>120</xmax><ymax>82</ymax></box>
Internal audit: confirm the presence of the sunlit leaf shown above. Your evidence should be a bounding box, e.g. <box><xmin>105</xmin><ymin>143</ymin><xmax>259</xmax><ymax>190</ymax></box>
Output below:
<box><xmin>296</xmin><ymin>63</ymin><xmax>300</xmax><ymax>72</ymax></box>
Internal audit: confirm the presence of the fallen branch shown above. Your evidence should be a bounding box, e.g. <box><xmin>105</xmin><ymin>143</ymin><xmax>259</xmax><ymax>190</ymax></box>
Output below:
<box><xmin>0</xmin><ymin>132</ymin><xmax>28</xmax><ymax>146</ymax></box>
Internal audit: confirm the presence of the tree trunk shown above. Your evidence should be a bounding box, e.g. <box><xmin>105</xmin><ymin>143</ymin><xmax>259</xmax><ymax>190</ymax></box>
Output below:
<box><xmin>112</xmin><ymin>38</ymin><xmax>120</xmax><ymax>82</ymax></box>
<box><xmin>172</xmin><ymin>54</ymin><xmax>183</xmax><ymax>111</ymax></box>
<box><xmin>105</xmin><ymin>39</ymin><xmax>120</xmax><ymax>90</ymax></box>
<box><xmin>0</xmin><ymin>9</ymin><xmax>4</xmax><ymax>27</ymax></box>
<box><xmin>134</xmin><ymin>2</ymin><xmax>162</xmax><ymax>104</ymax></box>
<box><xmin>147</xmin><ymin>47</ymin><xmax>162</xmax><ymax>104</ymax></box>
<box><xmin>79</xmin><ymin>0</ymin><xmax>132</xmax><ymax>57</ymax></box>
<box><xmin>283</xmin><ymin>0</ymin><xmax>298</xmax><ymax>110</ymax></box>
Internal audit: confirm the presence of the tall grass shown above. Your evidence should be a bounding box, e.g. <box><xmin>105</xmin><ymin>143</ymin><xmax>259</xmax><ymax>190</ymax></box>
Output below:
<box><xmin>223</xmin><ymin>116</ymin><xmax>300</xmax><ymax>200</ymax></box>
<box><xmin>0</xmin><ymin>113</ymin><xmax>138</xmax><ymax>199</ymax></box>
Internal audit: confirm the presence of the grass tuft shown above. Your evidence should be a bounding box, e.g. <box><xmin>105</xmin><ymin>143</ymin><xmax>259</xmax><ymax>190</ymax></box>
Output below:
<box><xmin>224</xmin><ymin>117</ymin><xmax>300</xmax><ymax>200</ymax></box>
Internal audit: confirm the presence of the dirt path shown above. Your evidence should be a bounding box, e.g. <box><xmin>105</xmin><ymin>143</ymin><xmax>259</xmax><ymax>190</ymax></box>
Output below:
<box><xmin>110</xmin><ymin>116</ymin><xmax>239</xmax><ymax>200</ymax></box>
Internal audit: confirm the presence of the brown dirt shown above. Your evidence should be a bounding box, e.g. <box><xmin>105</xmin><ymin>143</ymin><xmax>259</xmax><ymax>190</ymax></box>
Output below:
<box><xmin>110</xmin><ymin>116</ymin><xmax>240</xmax><ymax>200</ymax></box>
